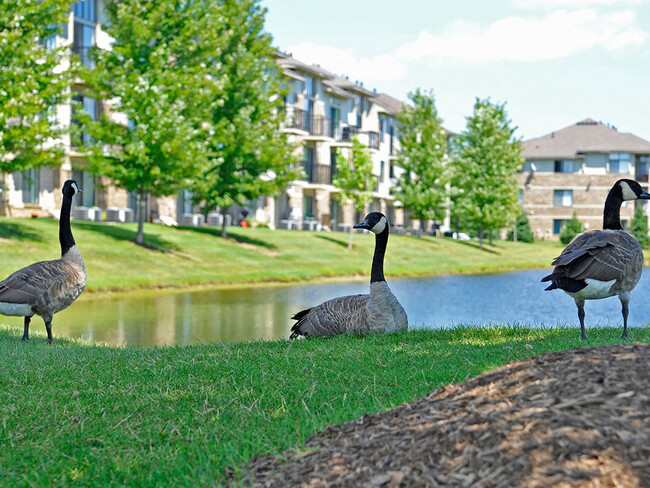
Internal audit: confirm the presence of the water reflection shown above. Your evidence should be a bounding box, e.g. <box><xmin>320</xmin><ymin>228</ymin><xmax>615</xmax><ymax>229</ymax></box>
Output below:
<box><xmin>3</xmin><ymin>268</ymin><xmax>649</xmax><ymax>346</ymax></box>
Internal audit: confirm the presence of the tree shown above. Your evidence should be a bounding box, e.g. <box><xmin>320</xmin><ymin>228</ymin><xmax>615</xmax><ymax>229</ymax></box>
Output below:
<box><xmin>333</xmin><ymin>137</ymin><xmax>374</xmax><ymax>249</ymax></box>
<box><xmin>78</xmin><ymin>0</ymin><xmax>214</xmax><ymax>246</ymax></box>
<box><xmin>560</xmin><ymin>213</ymin><xmax>583</xmax><ymax>244</ymax></box>
<box><xmin>190</xmin><ymin>0</ymin><xmax>298</xmax><ymax>238</ymax></box>
<box><xmin>394</xmin><ymin>89</ymin><xmax>448</xmax><ymax>232</ymax></box>
<box><xmin>629</xmin><ymin>204</ymin><xmax>650</xmax><ymax>247</ymax></box>
<box><xmin>0</xmin><ymin>0</ymin><xmax>75</xmax><ymax>174</ymax></box>
<box><xmin>450</xmin><ymin>98</ymin><xmax>524</xmax><ymax>248</ymax></box>
<box><xmin>508</xmin><ymin>213</ymin><xmax>534</xmax><ymax>242</ymax></box>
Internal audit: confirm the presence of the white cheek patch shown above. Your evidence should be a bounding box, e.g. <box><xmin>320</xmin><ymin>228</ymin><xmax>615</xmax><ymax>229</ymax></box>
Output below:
<box><xmin>71</xmin><ymin>182</ymin><xmax>79</xmax><ymax>195</ymax></box>
<box><xmin>620</xmin><ymin>182</ymin><xmax>637</xmax><ymax>201</ymax></box>
<box><xmin>371</xmin><ymin>217</ymin><xmax>387</xmax><ymax>234</ymax></box>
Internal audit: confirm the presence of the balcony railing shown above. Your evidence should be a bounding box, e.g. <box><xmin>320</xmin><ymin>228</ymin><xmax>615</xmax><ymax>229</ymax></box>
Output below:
<box><xmin>301</xmin><ymin>161</ymin><xmax>332</xmax><ymax>184</ymax></box>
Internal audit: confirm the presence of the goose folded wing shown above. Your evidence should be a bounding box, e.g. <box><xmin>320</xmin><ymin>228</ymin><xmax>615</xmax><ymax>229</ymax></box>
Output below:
<box><xmin>0</xmin><ymin>261</ymin><xmax>71</xmax><ymax>305</ymax></box>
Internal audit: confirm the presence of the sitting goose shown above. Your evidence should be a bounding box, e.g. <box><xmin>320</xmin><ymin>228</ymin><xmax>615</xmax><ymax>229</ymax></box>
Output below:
<box><xmin>541</xmin><ymin>179</ymin><xmax>650</xmax><ymax>339</ymax></box>
<box><xmin>0</xmin><ymin>180</ymin><xmax>86</xmax><ymax>343</ymax></box>
<box><xmin>290</xmin><ymin>212</ymin><xmax>408</xmax><ymax>338</ymax></box>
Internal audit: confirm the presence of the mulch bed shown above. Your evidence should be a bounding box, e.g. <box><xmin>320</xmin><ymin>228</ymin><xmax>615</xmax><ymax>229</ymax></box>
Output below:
<box><xmin>246</xmin><ymin>343</ymin><xmax>650</xmax><ymax>487</ymax></box>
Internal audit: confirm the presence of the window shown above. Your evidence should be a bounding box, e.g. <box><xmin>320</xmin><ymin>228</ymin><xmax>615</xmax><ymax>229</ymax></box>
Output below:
<box><xmin>303</xmin><ymin>195</ymin><xmax>315</xmax><ymax>218</ymax></box>
<box><xmin>73</xmin><ymin>0</ymin><xmax>96</xmax><ymax>22</ymax></box>
<box><xmin>72</xmin><ymin>93</ymin><xmax>99</xmax><ymax>145</ymax></box>
<box><xmin>304</xmin><ymin>76</ymin><xmax>314</xmax><ymax>98</ymax></box>
<box><xmin>389</xmin><ymin>163</ymin><xmax>395</xmax><ymax>179</ymax></box>
<box><xmin>73</xmin><ymin>22</ymin><xmax>95</xmax><ymax>67</ymax></box>
<box><xmin>554</xmin><ymin>189</ymin><xmax>573</xmax><ymax>207</ymax></box>
<box><xmin>553</xmin><ymin>220</ymin><xmax>568</xmax><ymax>234</ymax></box>
<box><xmin>178</xmin><ymin>190</ymin><xmax>193</xmax><ymax>216</ymax></box>
<box><xmin>610</xmin><ymin>153</ymin><xmax>630</xmax><ymax>174</ymax></box>
<box><xmin>380</xmin><ymin>161</ymin><xmax>386</xmax><ymax>182</ymax></box>
<box><xmin>638</xmin><ymin>156</ymin><xmax>650</xmax><ymax>181</ymax></box>
<box><xmin>72</xmin><ymin>170</ymin><xmax>96</xmax><ymax>207</ymax></box>
<box><xmin>554</xmin><ymin>160</ymin><xmax>577</xmax><ymax>173</ymax></box>
<box><xmin>21</xmin><ymin>169</ymin><xmax>40</xmax><ymax>204</ymax></box>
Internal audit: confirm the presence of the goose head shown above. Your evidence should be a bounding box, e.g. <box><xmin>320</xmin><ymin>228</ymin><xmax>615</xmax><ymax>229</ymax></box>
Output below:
<box><xmin>62</xmin><ymin>179</ymin><xmax>82</xmax><ymax>198</ymax></box>
<box><xmin>354</xmin><ymin>212</ymin><xmax>388</xmax><ymax>234</ymax></box>
<box><xmin>615</xmin><ymin>179</ymin><xmax>650</xmax><ymax>201</ymax></box>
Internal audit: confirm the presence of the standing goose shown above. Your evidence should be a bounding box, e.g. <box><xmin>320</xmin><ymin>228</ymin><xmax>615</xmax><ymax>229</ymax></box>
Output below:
<box><xmin>541</xmin><ymin>178</ymin><xmax>650</xmax><ymax>339</ymax></box>
<box><xmin>290</xmin><ymin>212</ymin><xmax>408</xmax><ymax>338</ymax></box>
<box><xmin>0</xmin><ymin>180</ymin><xmax>86</xmax><ymax>343</ymax></box>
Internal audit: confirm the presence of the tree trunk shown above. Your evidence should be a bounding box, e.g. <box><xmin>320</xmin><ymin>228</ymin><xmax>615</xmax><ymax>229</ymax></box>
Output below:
<box><xmin>513</xmin><ymin>220</ymin><xmax>518</xmax><ymax>242</ymax></box>
<box><xmin>221</xmin><ymin>206</ymin><xmax>228</xmax><ymax>238</ymax></box>
<box><xmin>489</xmin><ymin>230</ymin><xmax>493</xmax><ymax>246</ymax></box>
<box><xmin>479</xmin><ymin>223</ymin><xmax>484</xmax><ymax>249</ymax></box>
<box><xmin>135</xmin><ymin>191</ymin><xmax>147</xmax><ymax>245</ymax></box>
<box><xmin>348</xmin><ymin>223</ymin><xmax>354</xmax><ymax>250</ymax></box>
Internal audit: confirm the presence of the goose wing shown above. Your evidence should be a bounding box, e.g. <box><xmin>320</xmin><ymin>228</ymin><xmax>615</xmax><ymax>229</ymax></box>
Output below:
<box><xmin>0</xmin><ymin>260</ymin><xmax>78</xmax><ymax>307</ymax></box>
<box><xmin>290</xmin><ymin>294</ymin><xmax>369</xmax><ymax>338</ymax></box>
<box><xmin>544</xmin><ymin>230</ymin><xmax>640</xmax><ymax>283</ymax></box>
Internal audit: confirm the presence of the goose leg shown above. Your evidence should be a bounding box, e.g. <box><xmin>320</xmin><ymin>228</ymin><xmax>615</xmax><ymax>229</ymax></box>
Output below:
<box><xmin>575</xmin><ymin>299</ymin><xmax>588</xmax><ymax>340</ymax></box>
<box><xmin>22</xmin><ymin>316</ymin><xmax>31</xmax><ymax>341</ymax></box>
<box><xmin>45</xmin><ymin>321</ymin><xmax>53</xmax><ymax>344</ymax></box>
<box><xmin>620</xmin><ymin>296</ymin><xmax>630</xmax><ymax>339</ymax></box>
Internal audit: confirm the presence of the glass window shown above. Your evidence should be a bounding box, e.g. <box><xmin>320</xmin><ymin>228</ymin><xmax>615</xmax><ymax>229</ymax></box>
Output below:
<box><xmin>303</xmin><ymin>195</ymin><xmax>314</xmax><ymax>218</ymax></box>
<box><xmin>305</xmin><ymin>77</ymin><xmax>314</xmax><ymax>98</ymax></box>
<box><xmin>554</xmin><ymin>160</ymin><xmax>577</xmax><ymax>173</ymax></box>
<box><xmin>73</xmin><ymin>22</ymin><xmax>95</xmax><ymax>67</ymax></box>
<box><xmin>553</xmin><ymin>219</ymin><xmax>568</xmax><ymax>234</ymax></box>
<box><xmin>21</xmin><ymin>169</ymin><xmax>40</xmax><ymax>204</ymax></box>
<box><xmin>554</xmin><ymin>189</ymin><xmax>573</xmax><ymax>206</ymax></box>
<box><xmin>610</xmin><ymin>153</ymin><xmax>630</xmax><ymax>174</ymax></box>
<box><xmin>72</xmin><ymin>170</ymin><xmax>95</xmax><ymax>207</ymax></box>
<box><xmin>73</xmin><ymin>0</ymin><xmax>96</xmax><ymax>22</ymax></box>
<box><xmin>380</xmin><ymin>161</ymin><xmax>386</xmax><ymax>182</ymax></box>
<box><xmin>638</xmin><ymin>155</ymin><xmax>650</xmax><ymax>181</ymax></box>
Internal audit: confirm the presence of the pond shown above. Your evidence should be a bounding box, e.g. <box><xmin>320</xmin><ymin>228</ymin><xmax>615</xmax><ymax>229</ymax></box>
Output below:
<box><xmin>4</xmin><ymin>268</ymin><xmax>650</xmax><ymax>347</ymax></box>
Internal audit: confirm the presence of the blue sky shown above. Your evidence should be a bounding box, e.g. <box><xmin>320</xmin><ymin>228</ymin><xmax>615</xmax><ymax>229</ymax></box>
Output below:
<box><xmin>261</xmin><ymin>0</ymin><xmax>650</xmax><ymax>141</ymax></box>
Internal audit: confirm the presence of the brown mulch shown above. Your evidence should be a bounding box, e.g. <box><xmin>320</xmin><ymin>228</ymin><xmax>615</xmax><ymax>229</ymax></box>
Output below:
<box><xmin>246</xmin><ymin>343</ymin><xmax>650</xmax><ymax>487</ymax></box>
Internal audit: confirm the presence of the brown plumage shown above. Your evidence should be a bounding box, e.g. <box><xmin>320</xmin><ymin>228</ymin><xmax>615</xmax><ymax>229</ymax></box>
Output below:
<box><xmin>0</xmin><ymin>180</ymin><xmax>86</xmax><ymax>343</ymax></box>
<box><xmin>541</xmin><ymin>179</ymin><xmax>650</xmax><ymax>339</ymax></box>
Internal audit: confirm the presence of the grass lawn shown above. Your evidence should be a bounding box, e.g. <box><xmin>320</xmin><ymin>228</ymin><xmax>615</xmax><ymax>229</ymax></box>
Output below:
<box><xmin>0</xmin><ymin>218</ymin><xmax>563</xmax><ymax>293</ymax></box>
<box><xmin>0</xmin><ymin>325</ymin><xmax>647</xmax><ymax>487</ymax></box>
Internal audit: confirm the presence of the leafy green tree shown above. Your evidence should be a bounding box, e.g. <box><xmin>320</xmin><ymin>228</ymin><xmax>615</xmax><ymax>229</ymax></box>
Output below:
<box><xmin>77</xmin><ymin>0</ymin><xmax>214</xmax><ymax>246</ymax></box>
<box><xmin>450</xmin><ymin>98</ymin><xmax>524</xmax><ymax>248</ymax></box>
<box><xmin>630</xmin><ymin>204</ymin><xmax>650</xmax><ymax>247</ymax></box>
<box><xmin>333</xmin><ymin>137</ymin><xmax>374</xmax><ymax>249</ymax></box>
<box><xmin>0</xmin><ymin>0</ymin><xmax>75</xmax><ymax>174</ymax></box>
<box><xmin>507</xmin><ymin>213</ymin><xmax>534</xmax><ymax>242</ymax></box>
<box><xmin>190</xmin><ymin>0</ymin><xmax>298</xmax><ymax>238</ymax></box>
<box><xmin>560</xmin><ymin>213</ymin><xmax>583</xmax><ymax>244</ymax></box>
<box><xmin>394</xmin><ymin>88</ymin><xmax>448</xmax><ymax>232</ymax></box>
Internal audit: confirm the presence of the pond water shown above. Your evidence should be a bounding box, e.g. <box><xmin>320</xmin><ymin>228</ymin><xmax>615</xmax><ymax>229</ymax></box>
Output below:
<box><xmin>4</xmin><ymin>268</ymin><xmax>650</xmax><ymax>347</ymax></box>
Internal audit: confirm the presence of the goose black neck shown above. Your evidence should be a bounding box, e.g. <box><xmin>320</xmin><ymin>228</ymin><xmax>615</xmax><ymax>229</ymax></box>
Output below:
<box><xmin>59</xmin><ymin>193</ymin><xmax>76</xmax><ymax>255</ymax></box>
<box><xmin>603</xmin><ymin>188</ymin><xmax>624</xmax><ymax>230</ymax></box>
<box><xmin>370</xmin><ymin>227</ymin><xmax>389</xmax><ymax>283</ymax></box>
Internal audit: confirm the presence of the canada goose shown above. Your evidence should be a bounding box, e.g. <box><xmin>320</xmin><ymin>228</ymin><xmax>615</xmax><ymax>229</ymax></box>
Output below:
<box><xmin>0</xmin><ymin>180</ymin><xmax>86</xmax><ymax>344</ymax></box>
<box><xmin>541</xmin><ymin>179</ymin><xmax>650</xmax><ymax>339</ymax></box>
<box><xmin>290</xmin><ymin>212</ymin><xmax>408</xmax><ymax>338</ymax></box>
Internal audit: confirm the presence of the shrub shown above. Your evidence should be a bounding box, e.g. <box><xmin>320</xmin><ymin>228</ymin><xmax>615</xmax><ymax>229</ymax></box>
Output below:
<box><xmin>559</xmin><ymin>213</ymin><xmax>583</xmax><ymax>244</ymax></box>
<box><xmin>630</xmin><ymin>204</ymin><xmax>650</xmax><ymax>247</ymax></box>
<box><xmin>507</xmin><ymin>214</ymin><xmax>534</xmax><ymax>242</ymax></box>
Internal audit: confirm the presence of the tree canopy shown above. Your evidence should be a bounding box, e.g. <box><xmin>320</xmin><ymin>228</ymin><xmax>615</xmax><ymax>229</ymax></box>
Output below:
<box><xmin>394</xmin><ymin>88</ymin><xmax>448</xmax><ymax>228</ymax></box>
<box><xmin>450</xmin><ymin>98</ymin><xmax>524</xmax><ymax>248</ymax></box>
<box><xmin>0</xmin><ymin>0</ymin><xmax>75</xmax><ymax>173</ymax></box>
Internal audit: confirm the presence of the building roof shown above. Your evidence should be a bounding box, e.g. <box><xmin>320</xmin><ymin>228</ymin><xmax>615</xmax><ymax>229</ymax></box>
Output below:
<box><xmin>328</xmin><ymin>76</ymin><xmax>377</xmax><ymax>97</ymax></box>
<box><xmin>275</xmin><ymin>52</ymin><xmax>334</xmax><ymax>80</ymax></box>
<box><xmin>522</xmin><ymin>118</ymin><xmax>650</xmax><ymax>159</ymax></box>
<box><xmin>373</xmin><ymin>92</ymin><xmax>404</xmax><ymax>115</ymax></box>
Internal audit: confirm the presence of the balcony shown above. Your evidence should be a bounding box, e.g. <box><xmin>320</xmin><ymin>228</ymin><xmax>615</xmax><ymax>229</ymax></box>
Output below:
<box><xmin>337</xmin><ymin>125</ymin><xmax>358</xmax><ymax>142</ymax></box>
<box><xmin>286</xmin><ymin>109</ymin><xmax>332</xmax><ymax>137</ymax></box>
<box><xmin>301</xmin><ymin>161</ymin><xmax>332</xmax><ymax>185</ymax></box>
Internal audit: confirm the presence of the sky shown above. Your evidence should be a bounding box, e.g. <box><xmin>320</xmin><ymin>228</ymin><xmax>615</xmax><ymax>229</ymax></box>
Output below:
<box><xmin>261</xmin><ymin>0</ymin><xmax>650</xmax><ymax>141</ymax></box>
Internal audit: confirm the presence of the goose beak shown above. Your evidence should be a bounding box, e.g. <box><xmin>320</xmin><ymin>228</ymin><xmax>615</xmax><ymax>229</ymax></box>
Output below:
<box><xmin>353</xmin><ymin>220</ymin><xmax>371</xmax><ymax>230</ymax></box>
<box><xmin>640</xmin><ymin>189</ymin><xmax>650</xmax><ymax>200</ymax></box>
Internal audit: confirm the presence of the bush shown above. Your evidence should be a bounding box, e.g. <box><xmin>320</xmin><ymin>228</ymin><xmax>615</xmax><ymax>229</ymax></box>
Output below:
<box><xmin>559</xmin><ymin>213</ymin><xmax>583</xmax><ymax>244</ymax></box>
<box><xmin>630</xmin><ymin>204</ymin><xmax>650</xmax><ymax>247</ymax></box>
<box><xmin>507</xmin><ymin>214</ymin><xmax>534</xmax><ymax>242</ymax></box>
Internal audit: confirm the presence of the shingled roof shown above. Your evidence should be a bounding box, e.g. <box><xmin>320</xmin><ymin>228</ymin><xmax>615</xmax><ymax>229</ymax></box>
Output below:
<box><xmin>373</xmin><ymin>93</ymin><xmax>404</xmax><ymax>115</ymax></box>
<box><xmin>522</xmin><ymin>118</ymin><xmax>650</xmax><ymax>159</ymax></box>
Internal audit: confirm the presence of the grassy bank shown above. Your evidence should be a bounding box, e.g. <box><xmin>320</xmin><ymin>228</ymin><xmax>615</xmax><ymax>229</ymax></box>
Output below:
<box><xmin>0</xmin><ymin>325</ymin><xmax>647</xmax><ymax>486</ymax></box>
<box><xmin>0</xmin><ymin>218</ymin><xmax>562</xmax><ymax>293</ymax></box>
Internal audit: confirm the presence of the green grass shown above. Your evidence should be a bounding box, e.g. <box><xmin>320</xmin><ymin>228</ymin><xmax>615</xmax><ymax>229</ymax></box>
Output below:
<box><xmin>0</xmin><ymin>218</ymin><xmax>563</xmax><ymax>293</ymax></box>
<box><xmin>0</xmin><ymin>325</ymin><xmax>647</xmax><ymax>487</ymax></box>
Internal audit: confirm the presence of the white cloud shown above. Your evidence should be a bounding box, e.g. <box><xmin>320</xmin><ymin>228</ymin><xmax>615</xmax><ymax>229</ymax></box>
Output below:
<box><xmin>285</xmin><ymin>42</ymin><xmax>408</xmax><ymax>83</ymax></box>
<box><xmin>395</xmin><ymin>8</ymin><xmax>645</xmax><ymax>64</ymax></box>
<box><xmin>512</xmin><ymin>0</ymin><xmax>642</xmax><ymax>8</ymax></box>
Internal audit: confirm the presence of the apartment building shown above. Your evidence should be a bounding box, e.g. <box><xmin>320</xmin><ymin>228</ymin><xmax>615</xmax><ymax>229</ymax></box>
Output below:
<box><xmin>248</xmin><ymin>52</ymin><xmax>406</xmax><ymax>231</ymax></box>
<box><xmin>519</xmin><ymin>118</ymin><xmax>650</xmax><ymax>240</ymax></box>
<box><xmin>1</xmin><ymin>0</ymin><xmax>176</xmax><ymax>223</ymax></box>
